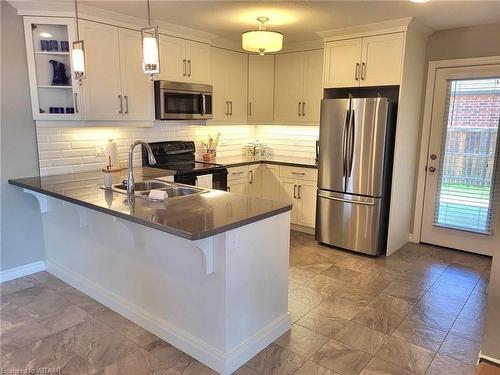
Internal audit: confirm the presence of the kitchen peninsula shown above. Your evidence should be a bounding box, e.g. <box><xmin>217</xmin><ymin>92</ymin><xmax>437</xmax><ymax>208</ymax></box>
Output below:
<box><xmin>8</xmin><ymin>167</ymin><xmax>292</xmax><ymax>375</ymax></box>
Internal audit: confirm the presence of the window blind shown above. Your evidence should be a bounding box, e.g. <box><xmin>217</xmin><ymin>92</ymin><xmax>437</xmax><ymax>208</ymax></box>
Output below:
<box><xmin>434</xmin><ymin>78</ymin><xmax>500</xmax><ymax>234</ymax></box>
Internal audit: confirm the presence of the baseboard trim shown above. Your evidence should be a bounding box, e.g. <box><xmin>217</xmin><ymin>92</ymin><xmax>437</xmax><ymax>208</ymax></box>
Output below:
<box><xmin>291</xmin><ymin>224</ymin><xmax>315</xmax><ymax>235</ymax></box>
<box><xmin>46</xmin><ymin>259</ymin><xmax>290</xmax><ymax>375</ymax></box>
<box><xmin>479</xmin><ymin>352</ymin><xmax>500</xmax><ymax>366</ymax></box>
<box><xmin>0</xmin><ymin>260</ymin><xmax>46</xmax><ymax>283</ymax></box>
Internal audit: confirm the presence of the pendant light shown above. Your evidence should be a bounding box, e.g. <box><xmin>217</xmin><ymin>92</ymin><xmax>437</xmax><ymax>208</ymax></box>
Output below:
<box><xmin>141</xmin><ymin>0</ymin><xmax>160</xmax><ymax>78</ymax></box>
<box><xmin>242</xmin><ymin>17</ymin><xmax>283</xmax><ymax>56</ymax></box>
<box><xmin>72</xmin><ymin>0</ymin><xmax>86</xmax><ymax>84</ymax></box>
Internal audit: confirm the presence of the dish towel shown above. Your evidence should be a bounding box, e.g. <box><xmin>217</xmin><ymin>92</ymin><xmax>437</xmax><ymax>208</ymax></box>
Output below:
<box><xmin>196</xmin><ymin>174</ymin><xmax>213</xmax><ymax>189</ymax></box>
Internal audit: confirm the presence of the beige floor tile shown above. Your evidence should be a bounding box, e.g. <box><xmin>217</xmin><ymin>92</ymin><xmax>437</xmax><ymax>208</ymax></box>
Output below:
<box><xmin>23</xmin><ymin>289</ymin><xmax>73</xmax><ymax>320</ymax></box>
<box><xmin>438</xmin><ymin>333</ymin><xmax>481</xmax><ymax>366</ymax></box>
<box><xmin>49</xmin><ymin>353</ymin><xmax>97</xmax><ymax>375</ymax></box>
<box><xmin>352</xmin><ymin>307</ymin><xmax>404</xmax><ymax>334</ymax></box>
<box><xmin>0</xmin><ymin>301</ymin><xmax>31</xmax><ymax>332</ymax></box>
<box><xmin>34</xmin><ymin>304</ymin><xmax>90</xmax><ymax>334</ymax></box>
<box><xmin>145</xmin><ymin>340</ymin><xmax>196</xmax><ymax>373</ymax></box>
<box><xmin>0</xmin><ymin>318</ymin><xmax>52</xmax><ymax>355</ymax></box>
<box><xmin>233</xmin><ymin>366</ymin><xmax>260</xmax><ymax>375</ymax></box>
<box><xmin>295</xmin><ymin>254</ymin><xmax>335</xmax><ymax>274</ymax></box>
<box><xmin>391</xmin><ymin>319</ymin><xmax>447</xmax><ymax>352</ymax></box>
<box><xmin>245</xmin><ymin>343</ymin><xmax>306</xmax><ymax>375</ymax></box>
<box><xmin>312</xmin><ymin>339</ymin><xmax>372</xmax><ymax>375</ymax></box>
<box><xmin>288</xmin><ymin>299</ymin><xmax>313</xmax><ymax>323</ymax></box>
<box><xmin>359</xmin><ymin>357</ymin><xmax>415</xmax><ymax>375</ymax></box>
<box><xmin>275</xmin><ymin>324</ymin><xmax>330</xmax><ymax>358</ymax></box>
<box><xmin>374</xmin><ymin>337</ymin><xmax>435</xmax><ymax>375</ymax></box>
<box><xmin>296</xmin><ymin>305</ymin><xmax>349</xmax><ymax>338</ymax></box>
<box><xmin>183</xmin><ymin>360</ymin><xmax>219</xmax><ymax>375</ymax></box>
<box><xmin>407</xmin><ymin>294</ymin><xmax>464</xmax><ymax>331</ymax></box>
<box><xmin>320</xmin><ymin>296</ymin><xmax>365</xmax><ymax>320</ymax></box>
<box><xmin>381</xmin><ymin>281</ymin><xmax>427</xmax><ymax>305</ymax></box>
<box><xmin>368</xmin><ymin>294</ymin><xmax>414</xmax><ymax>316</ymax></box>
<box><xmin>425</xmin><ymin>353</ymin><xmax>476</xmax><ymax>375</ymax></box>
<box><xmin>321</xmin><ymin>265</ymin><xmax>362</xmax><ymax>283</ymax></box>
<box><xmin>295</xmin><ymin>360</ymin><xmax>339</xmax><ymax>375</ymax></box>
<box><xmin>0</xmin><ymin>275</ymin><xmax>39</xmax><ymax>296</ymax></box>
<box><xmin>289</xmin><ymin>267</ymin><xmax>317</xmax><ymax>284</ymax></box>
<box><xmin>334</xmin><ymin>285</ymin><xmax>380</xmax><ymax>306</ymax></box>
<box><xmin>95</xmin><ymin>309</ymin><xmax>149</xmax><ymax>339</ymax></box>
<box><xmin>333</xmin><ymin>322</ymin><xmax>388</xmax><ymax>355</ymax></box>
<box><xmin>131</xmin><ymin>331</ymin><xmax>162</xmax><ymax>349</ymax></box>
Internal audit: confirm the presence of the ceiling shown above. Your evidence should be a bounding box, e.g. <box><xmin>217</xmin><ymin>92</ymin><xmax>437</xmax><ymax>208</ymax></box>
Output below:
<box><xmin>82</xmin><ymin>1</ymin><xmax>500</xmax><ymax>43</ymax></box>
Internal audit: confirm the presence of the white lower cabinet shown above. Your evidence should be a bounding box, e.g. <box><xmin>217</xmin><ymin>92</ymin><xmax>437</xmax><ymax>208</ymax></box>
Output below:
<box><xmin>247</xmin><ymin>164</ymin><xmax>262</xmax><ymax>198</ymax></box>
<box><xmin>261</xmin><ymin>164</ymin><xmax>281</xmax><ymax>201</ymax></box>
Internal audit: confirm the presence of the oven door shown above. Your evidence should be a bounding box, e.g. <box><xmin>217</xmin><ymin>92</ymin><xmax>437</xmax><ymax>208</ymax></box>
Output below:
<box><xmin>156</xmin><ymin>89</ymin><xmax>212</xmax><ymax>120</ymax></box>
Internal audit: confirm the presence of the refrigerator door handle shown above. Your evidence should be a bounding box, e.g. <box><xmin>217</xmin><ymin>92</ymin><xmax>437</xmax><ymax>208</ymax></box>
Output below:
<box><xmin>318</xmin><ymin>194</ymin><xmax>375</xmax><ymax>206</ymax></box>
<box><xmin>342</xmin><ymin>110</ymin><xmax>350</xmax><ymax>180</ymax></box>
<box><xmin>347</xmin><ymin>109</ymin><xmax>355</xmax><ymax>177</ymax></box>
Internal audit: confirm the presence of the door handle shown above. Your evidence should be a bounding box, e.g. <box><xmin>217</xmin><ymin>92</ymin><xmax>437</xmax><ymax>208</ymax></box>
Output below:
<box><xmin>298</xmin><ymin>102</ymin><xmax>301</xmax><ymax>116</ymax></box>
<box><xmin>361</xmin><ymin>62</ymin><xmax>366</xmax><ymax>80</ymax></box>
<box><xmin>355</xmin><ymin>63</ymin><xmax>360</xmax><ymax>81</ymax></box>
<box><xmin>188</xmin><ymin>60</ymin><xmax>192</xmax><ymax>77</ymax></box>
<box><xmin>118</xmin><ymin>95</ymin><xmax>123</xmax><ymax>114</ymax></box>
<box><xmin>302</xmin><ymin>102</ymin><xmax>305</xmax><ymax>117</ymax></box>
<box><xmin>347</xmin><ymin>109</ymin><xmax>355</xmax><ymax>177</ymax></box>
<box><xmin>124</xmin><ymin>95</ymin><xmax>129</xmax><ymax>114</ymax></box>
<box><xmin>183</xmin><ymin>59</ymin><xmax>187</xmax><ymax>76</ymax></box>
<box><xmin>293</xmin><ymin>184</ymin><xmax>297</xmax><ymax>199</ymax></box>
<box><xmin>318</xmin><ymin>194</ymin><xmax>375</xmax><ymax>206</ymax></box>
<box><xmin>74</xmin><ymin>92</ymin><xmax>79</xmax><ymax>114</ymax></box>
<box><xmin>298</xmin><ymin>185</ymin><xmax>302</xmax><ymax>199</ymax></box>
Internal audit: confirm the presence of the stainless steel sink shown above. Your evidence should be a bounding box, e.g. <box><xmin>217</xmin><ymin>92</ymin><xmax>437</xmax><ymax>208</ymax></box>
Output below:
<box><xmin>102</xmin><ymin>180</ymin><xmax>205</xmax><ymax>199</ymax></box>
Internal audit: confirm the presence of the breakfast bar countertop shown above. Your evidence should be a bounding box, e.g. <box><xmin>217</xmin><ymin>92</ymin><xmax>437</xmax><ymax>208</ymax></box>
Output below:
<box><xmin>8</xmin><ymin>167</ymin><xmax>292</xmax><ymax>240</ymax></box>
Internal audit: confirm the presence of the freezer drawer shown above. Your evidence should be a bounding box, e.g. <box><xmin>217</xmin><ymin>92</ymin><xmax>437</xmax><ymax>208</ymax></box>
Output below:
<box><xmin>315</xmin><ymin>190</ymin><xmax>384</xmax><ymax>255</ymax></box>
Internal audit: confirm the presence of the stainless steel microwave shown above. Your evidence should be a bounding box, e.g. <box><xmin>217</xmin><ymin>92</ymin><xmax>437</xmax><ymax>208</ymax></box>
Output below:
<box><xmin>154</xmin><ymin>81</ymin><xmax>213</xmax><ymax>120</ymax></box>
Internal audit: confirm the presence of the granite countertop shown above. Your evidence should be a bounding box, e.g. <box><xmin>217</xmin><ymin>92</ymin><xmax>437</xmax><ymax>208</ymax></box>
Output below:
<box><xmin>209</xmin><ymin>156</ymin><xmax>318</xmax><ymax>169</ymax></box>
<box><xmin>9</xmin><ymin>167</ymin><xmax>292</xmax><ymax>240</ymax></box>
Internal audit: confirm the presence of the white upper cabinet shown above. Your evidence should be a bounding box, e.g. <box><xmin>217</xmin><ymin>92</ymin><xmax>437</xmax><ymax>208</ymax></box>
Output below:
<box><xmin>323</xmin><ymin>38</ymin><xmax>362</xmax><ymax>88</ymax></box>
<box><xmin>80</xmin><ymin>20</ymin><xmax>153</xmax><ymax>121</ymax></box>
<box><xmin>248</xmin><ymin>55</ymin><xmax>275</xmax><ymax>123</ymax></box>
<box><xmin>80</xmin><ymin>20</ymin><xmax>123</xmax><ymax>120</ymax></box>
<box><xmin>119</xmin><ymin>29</ymin><xmax>154</xmax><ymax>121</ymax></box>
<box><xmin>274</xmin><ymin>50</ymin><xmax>323</xmax><ymax>124</ymax></box>
<box><xmin>159</xmin><ymin>36</ymin><xmax>210</xmax><ymax>84</ymax></box>
<box><xmin>323</xmin><ymin>32</ymin><xmax>405</xmax><ymax>88</ymax></box>
<box><xmin>210</xmin><ymin>48</ymin><xmax>248</xmax><ymax>122</ymax></box>
<box><xmin>360</xmin><ymin>33</ymin><xmax>404</xmax><ymax>87</ymax></box>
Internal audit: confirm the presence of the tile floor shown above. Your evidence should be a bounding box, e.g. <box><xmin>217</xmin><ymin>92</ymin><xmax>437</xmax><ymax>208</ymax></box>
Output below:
<box><xmin>0</xmin><ymin>231</ymin><xmax>491</xmax><ymax>375</ymax></box>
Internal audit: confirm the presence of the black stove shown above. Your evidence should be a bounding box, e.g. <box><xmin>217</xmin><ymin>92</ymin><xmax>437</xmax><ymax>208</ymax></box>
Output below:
<box><xmin>142</xmin><ymin>141</ymin><xmax>228</xmax><ymax>190</ymax></box>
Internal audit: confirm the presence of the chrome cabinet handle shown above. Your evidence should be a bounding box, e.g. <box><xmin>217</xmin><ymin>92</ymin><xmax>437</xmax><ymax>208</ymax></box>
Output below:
<box><xmin>293</xmin><ymin>184</ymin><xmax>297</xmax><ymax>199</ymax></box>
<box><xmin>183</xmin><ymin>59</ymin><xmax>187</xmax><ymax>76</ymax></box>
<box><xmin>118</xmin><ymin>95</ymin><xmax>123</xmax><ymax>114</ymax></box>
<box><xmin>74</xmin><ymin>92</ymin><xmax>79</xmax><ymax>113</ymax></box>
<box><xmin>124</xmin><ymin>95</ymin><xmax>129</xmax><ymax>114</ymax></box>
<box><xmin>355</xmin><ymin>63</ymin><xmax>360</xmax><ymax>81</ymax></box>
<box><xmin>361</xmin><ymin>62</ymin><xmax>366</xmax><ymax>80</ymax></box>
<box><xmin>249</xmin><ymin>170</ymin><xmax>253</xmax><ymax>184</ymax></box>
<box><xmin>298</xmin><ymin>185</ymin><xmax>302</xmax><ymax>199</ymax></box>
<box><xmin>298</xmin><ymin>102</ymin><xmax>301</xmax><ymax>116</ymax></box>
<box><xmin>225</xmin><ymin>101</ymin><xmax>228</xmax><ymax>115</ymax></box>
<box><xmin>291</xmin><ymin>171</ymin><xmax>306</xmax><ymax>175</ymax></box>
<box><xmin>249</xmin><ymin>102</ymin><xmax>252</xmax><ymax>116</ymax></box>
<box><xmin>230</xmin><ymin>101</ymin><xmax>233</xmax><ymax>115</ymax></box>
<box><xmin>302</xmin><ymin>102</ymin><xmax>305</xmax><ymax>116</ymax></box>
<box><xmin>188</xmin><ymin>60</ymin><xmax>192</xmax><ymax>77</ymax></box>
<box><xmin>201</xmin><ymin>93</ymin><xmax>206</xmax><ymax>115</ymax></box>
<box><xmin>232</xmin><ymin>171</ymin><xmax>244</xmax><ymax>175</ymax></box>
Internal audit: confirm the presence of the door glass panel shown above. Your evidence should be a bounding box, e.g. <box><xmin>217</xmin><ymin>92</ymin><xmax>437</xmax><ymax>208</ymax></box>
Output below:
<box><xmin>434</xmin><ymin>78</ymin><xmax>500</xmax><ymax>234</ymax></box>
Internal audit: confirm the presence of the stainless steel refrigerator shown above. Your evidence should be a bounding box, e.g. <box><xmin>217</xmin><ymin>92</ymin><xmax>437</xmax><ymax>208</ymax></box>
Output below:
<box><xmin>315</xmin><ymin>97</ymin><xmax>395</xmax><ymax>255</ymax></box>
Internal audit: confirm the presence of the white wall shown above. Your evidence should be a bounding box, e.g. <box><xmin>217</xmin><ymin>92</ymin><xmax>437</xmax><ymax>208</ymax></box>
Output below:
<box><xmin>0</xmin><ymin>1</ymin><xmax>45</xmax><ymax>271</ymax></box>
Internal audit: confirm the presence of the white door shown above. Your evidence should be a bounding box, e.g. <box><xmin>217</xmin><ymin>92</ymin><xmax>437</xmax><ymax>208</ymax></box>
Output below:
<box><xmin>209</xmin><ymin>48</ymin><xmax>228</xmax><ymax>121</ymax></box>
<box><xmin>281</xmin><ymin>179</ymin><xmax>299</xmax><ymax>224</ymax></box>
<box><xmin>119</xmin><ymin>29</ymin><xmax>154</xmax><ymax>121</ymax></box>
<box><xmin>80</xmin><ymin>20</ymin><xmax>122</xmax><ymax>120</ymax></box>
<box><xmin>323</xmin><ymin>38</ymin><xmax>362</xmax><ymax>88</ymax></box>
<box><xmin>248</xmin><ymin>55</ymin><xmax>275</xmax><ymax>122</ymax></box>
<box><xmin>158</xmin><ymin>35</ymin><xmax>185</xmax><ymax>82</ymax></box>
<box><xmin>225</xmin><ymin>51</ymin><xmax>248</xmax><ymax>122</ymax></box>
<box><xmin>297</xmin><ymin>181</ymin><xmax>317</xmax><ymax>228</ymax></box>
<box><xmin>360</xmin><ymin>33</ymin><xmax>404</xmax><ymax>87</ymax></box>
<box><xmin>185</xmin><ymin>41</ymin><xmax>210</xmax><ymax>83</ymax></box>
<box><xmin>274</xmin><ymin>52</ymin><xmax>304</xmax><ymax>123</ymax></box>
<box><xmin>302</xmin><ymin>49</ymin><xmax>323</xmax><ymax>123</ymax></box>
<box><xmin>421</xmin><ymin>65</ymin><xmax>500</xmax><ymax>256</ymax></box>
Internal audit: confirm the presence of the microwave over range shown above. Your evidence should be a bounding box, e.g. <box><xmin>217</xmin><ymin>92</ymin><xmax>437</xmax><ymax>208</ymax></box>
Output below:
<box><xmin>154</xmin><ymin>81</ymin><xmax>213</xmax><ymax>120</ymax></box>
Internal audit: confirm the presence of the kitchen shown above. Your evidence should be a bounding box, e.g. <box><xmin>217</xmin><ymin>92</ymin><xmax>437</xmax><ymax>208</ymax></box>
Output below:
<box><xmin>1</xmin><ymin>1</ymin><xmax>500</xmax><ymax>375</ymax></box>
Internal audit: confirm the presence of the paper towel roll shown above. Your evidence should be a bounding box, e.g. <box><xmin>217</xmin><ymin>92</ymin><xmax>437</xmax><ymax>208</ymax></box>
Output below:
<box><xmin>104</xmin><ymin>139</ymin><xmax>118</xmax><ymax>168</ymax></box>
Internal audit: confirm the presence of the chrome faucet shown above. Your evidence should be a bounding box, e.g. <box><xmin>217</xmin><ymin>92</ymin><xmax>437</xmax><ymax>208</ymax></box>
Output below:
<box><xmin>127</xmin><ymin>140</ymin><xmax>156</xmax><ymax>195</ymax></box>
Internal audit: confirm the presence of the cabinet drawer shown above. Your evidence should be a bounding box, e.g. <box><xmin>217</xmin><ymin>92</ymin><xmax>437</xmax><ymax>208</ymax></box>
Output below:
<box><xmin>227</xmin><ymin>165</ymin><xmax>249</xmax><ymax>180</ymax></box>
<box><xmin>279</xmin><ymin>166</ymin><xmax>317</xmax><ymax>181</ymax></box>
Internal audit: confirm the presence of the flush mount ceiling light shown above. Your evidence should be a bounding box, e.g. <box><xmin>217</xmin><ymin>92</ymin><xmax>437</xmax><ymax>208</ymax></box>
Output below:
<box><xmin>40</xmin><ymin>32</ymin><xmax>54</xmax><ymax>38</ymax></box>
<box><xmin>410</xmin><ymin>0</ymin><xmax>429</xmax><ymax>3</ymax></box>
<box><xmin>72</xmin><ymin>0</ymin><xmax>86</xmax><ymax>84</ymax></box>
<box><xmin>242</xmin><ymin>17</ymin><xmax>283</xmax><ymax>56</ymax></box>
<box><xmin>141</xmin><ymin>0</ymin><xmax>160</xmax><ymax>78</ymax></box>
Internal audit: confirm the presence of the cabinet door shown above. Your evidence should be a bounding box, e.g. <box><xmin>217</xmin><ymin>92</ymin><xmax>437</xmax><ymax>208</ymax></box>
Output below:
<box><xmin>248</xmin><ymin>55</ymin><xmax>275</xmax><ymax>123</ymax></box>
<box><xmin>302</xmin><ymin>49</ymin><xmax>324</xmax><ymax>123</ymax></box>
<box><xmin>360</xmin><ymin>33</ymin><xmax>404</xmax><ymax>87</ymax></box>
<box><xmin>209</xmin><ymin>48</ymin><xmax>228</xmax><ymax>121</ymax></box>
<box><xmin>247</xmin><ymin>165</ymin><xmax>262</xmax><ymax>198</ymax></box>
<box><xmin>323</xmin><ymin>39</ymin><xmax>362</xmax><ymax>88</ymax></box>
<box><xmin>227</xmin><ymin>179</ymin><xmax>247</xmax><ymax>195</ymax></box>
<box><xmin>80</xmin><ymin>20</ymin><xmax>122</xmax><ymax>120</ymax></box>
<box><xmin>274</xmin><ymin>52</ymin><xmax>304</xmax><ymax>123</ymax></box>
<box><xmin>281</xmin><ymin>179</ymin><xmax>298</xmax><ymax>224</ymax></box>
<box><xmin>225</xmin><ymin>51</ymin><xmax>248</xmax><ymax>122</ymax></box>
<box><xmin>185</xmin><ymin>40</ymin><xmax>210</xmax><ymax>84</ymax></box>
<box><xmin>119</xmin><ymin>29</ymin><xmax>154</xmax><ymax>121</ymax></box>
<box><xmin>297</xmin><ymin>181</ymin><xmax>317</xmax><ymax>228</ymax></box>
<box><xmin>262</xmin><ymin>164</ymin><xmax>282</xmax><ymax>201</ymax></box>
<box><xmin>158</xmin><ymin>35</ymin><xmax>185</xmax><ymax>82</ymax></box>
